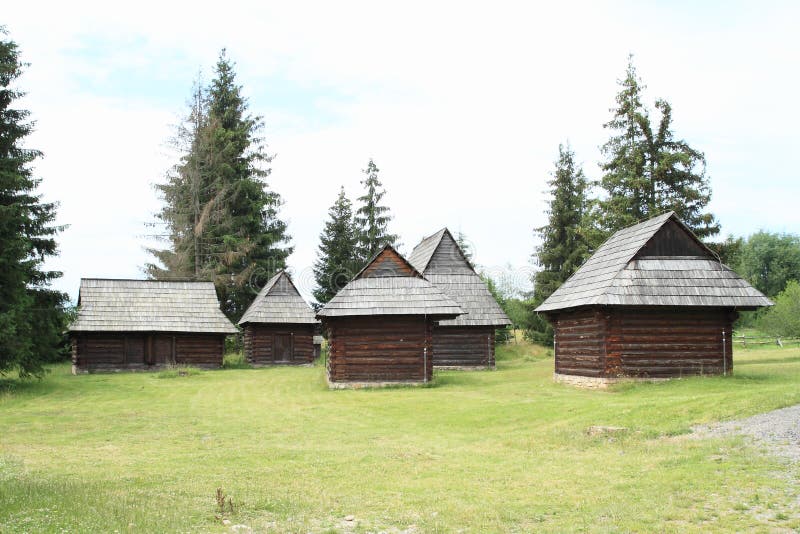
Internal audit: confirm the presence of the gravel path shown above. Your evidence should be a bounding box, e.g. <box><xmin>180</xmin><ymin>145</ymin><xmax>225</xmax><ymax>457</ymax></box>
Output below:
<box><xmin>692</xmin><ymin>404</ymin><xmax>800</xmax><ymax>463</ymax></box>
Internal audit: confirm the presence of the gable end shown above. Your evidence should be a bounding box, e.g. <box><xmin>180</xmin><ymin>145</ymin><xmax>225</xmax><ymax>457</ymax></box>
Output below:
<box><xmin>636</xmin><ymin>219</ymin><xmax>713</xmax><ymax>259</ymax></box>
<box><xmin>358</xmin><ymin>247</ymin><xmax>421</xmax><ymax>279</ymax></box>
<box><xmin>425</xmin><ymin>230</ymin><xmax>475</xmax><ymax>274</ymax></box>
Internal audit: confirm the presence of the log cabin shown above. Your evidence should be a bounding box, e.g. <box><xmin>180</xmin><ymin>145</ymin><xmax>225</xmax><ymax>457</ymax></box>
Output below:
<box><xmin>408</xmin><ymin>228</ymin><xmax>511</xmax><ymax>369</ymax></box>
<box><xmin>535</xmin><ymin>212</ymin><xmax>773</xmax><ymax>387</ymax></box>
<box><xmin>238</xmin><ymin>270</ymin><xmax>319</xmax><ymax>365</ymax></box>
<box><xmin>317</xmin><ymin>245</ymin><xmax>463</xmax><ymax>387</ymax></box>
<box><xmin>68</xmin><ymin>279</ymin><xmax>237</xmax><ymax>373</ymax></box>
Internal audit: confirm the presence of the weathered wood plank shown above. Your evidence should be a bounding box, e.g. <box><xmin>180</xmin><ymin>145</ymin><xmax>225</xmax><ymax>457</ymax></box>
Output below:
<box><xmin>326</xmin><ymin>316</ymin><xmax>433</xmax><ymax>383</ymax></box>
<box><xmin>244</xmin><ymin>323</ymin><xmax>315</xmax><ymax>365</ymax></box>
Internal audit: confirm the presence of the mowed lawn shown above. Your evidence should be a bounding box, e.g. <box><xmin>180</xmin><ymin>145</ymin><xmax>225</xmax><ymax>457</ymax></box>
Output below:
<box><xmin>1</xmin><ymin>344</ymin><xmax>799</xmax><ymax>533</ymax></box>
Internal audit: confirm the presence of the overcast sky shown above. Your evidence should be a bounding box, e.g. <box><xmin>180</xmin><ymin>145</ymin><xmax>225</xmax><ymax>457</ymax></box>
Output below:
<box><xmin>5</xmin><ymin>1</ymin><xmax>799</xmax><ymax>302</ymax></box>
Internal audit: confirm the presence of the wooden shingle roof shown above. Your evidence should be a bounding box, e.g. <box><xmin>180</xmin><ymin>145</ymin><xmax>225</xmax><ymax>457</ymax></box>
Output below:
<box><xmin>239</xmin><ymin>271</ymin><xmax>317</xmax><ymax>325</ymax></box>
<box><xmin>69</xmin><ymin>279</ymin><xmax>238</xmax><ymax>334</ymax></box>
<box><xmin>407</xmin><ymin>228</ymin><xmax>447</xmax><ymax>273</ymax></box>
<box><xmin>409</xmin><ymin>228</ymin><xmax>511</xmax><ymax>327</ymax></box>
<box><xmin>536</xmin><ymin>212</ymin><xmax>773</xmax><ymax>312</ymax></box>
<box><xmin>317</xmin><ymin>245</ymin><xmax>463</xmax><ymax>318</ymax></box>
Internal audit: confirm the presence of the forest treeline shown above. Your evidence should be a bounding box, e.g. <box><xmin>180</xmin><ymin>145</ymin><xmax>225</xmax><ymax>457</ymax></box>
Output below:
<box><xmin>1</xmin><ymin>27</ymin><xmax>799</xmax><ymax>378</ymax></box>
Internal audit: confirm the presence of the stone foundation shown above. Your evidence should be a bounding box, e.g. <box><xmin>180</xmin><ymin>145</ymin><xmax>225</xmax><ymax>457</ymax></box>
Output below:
<box><xmin>434</xmin><ymin>365</ymin><xmax>494</xmax><ymax>371</ymax></box>
<box><xmin>554</xmin><ymin>373</ymin><xmax>670</xmax><ymax>389</ymax></box>
<box><xmin>72</xmin><ymin>363</ymin><xmax>222</xmax><ymax>375</ymax></box>
<box><xmin>250</xmin><ymin>362</ymin><xmax>313</xmax><ymax>368</ymax></box>
<box><xmin>327</xmin><ymin>378</ymin><xmax>430</xmax><ymax>389</ymax></box>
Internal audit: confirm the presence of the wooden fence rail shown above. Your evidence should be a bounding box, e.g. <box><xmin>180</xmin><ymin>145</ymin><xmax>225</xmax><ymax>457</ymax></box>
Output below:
<box><xmin>733</xmin><ymin>335</ymin><xmax>800</xmax><ymax>348</ymax></box>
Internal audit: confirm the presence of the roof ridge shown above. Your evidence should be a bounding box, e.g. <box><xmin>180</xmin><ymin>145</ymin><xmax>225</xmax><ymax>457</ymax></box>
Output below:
<box><xmin>261</xmin><ymin>270</ymin><xmax>287</xmax><ymax>295</ymax></box>
<box><xmin>70</xmin><ymin>278</ymin><xmax>237</xmax><ymax>334</ymax></box>
<box><xmin>317</xmin><ymin>273</ymin><xmax>464</xmax><ymax>318</ymax></box>
<box><xmin>534</xmin><ymin>211</ymin><xmax>771</xmax><ymax>313</ymax></box>
<box><xmin>81</xmin><ymin>278</ymin><xmax>213</xmax><ymax>284</ymax></box>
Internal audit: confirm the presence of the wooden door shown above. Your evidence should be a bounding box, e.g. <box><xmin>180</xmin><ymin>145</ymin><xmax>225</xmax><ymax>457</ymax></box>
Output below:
<box><xmin>274</xmin><ymin>334</ymin><xmax>292</xmax><ymax>362</ymax></box>
<box><xmin>124</xmin><ymin>336</ymin><xmax>146</xmax><ymax>364</ymax></box>
<box><xmin>152</xmin><ymin>336</ymin><xmax>174</xmax><ymax>365</ymax></box>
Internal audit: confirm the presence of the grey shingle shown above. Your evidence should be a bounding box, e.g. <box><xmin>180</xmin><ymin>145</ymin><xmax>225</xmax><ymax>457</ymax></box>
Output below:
<box><xmin>407</xmin><ymin>228</ymin><xmax>447</xmax><ymax>273</ymax></box>
<box><xmin>239</xmin><ymin>271</ymin><xmax>318</xmax><ymax>325</ymax></box>
<box><xmin>317</xmin><ymin>245</ymin><xmax>463</xmax><ymax>318</ymax></box>
<box><xmin>536</xmin><ymin>212</ymin><xmax>773</xmax><ymax>312</ymax></box>
<box><xmin>69</xmin><ymin>279</ymin><xmax>238</xmax><ymax>334</ymax></box>
<box><xmin>408</xmin><ymin>229</ymin><xmax>511</xmax><ymax>326</ymax></box>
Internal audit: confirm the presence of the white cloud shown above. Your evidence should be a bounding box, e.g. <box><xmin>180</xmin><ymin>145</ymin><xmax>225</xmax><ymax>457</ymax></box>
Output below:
<box><xmin>5</xmin><ymin>1</ymin><xmax>799</xmax><ymax>302</ymax></box>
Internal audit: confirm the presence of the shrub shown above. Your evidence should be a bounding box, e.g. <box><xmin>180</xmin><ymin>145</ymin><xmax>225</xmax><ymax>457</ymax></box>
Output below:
<box><xmin>222</xmin><ymin>352</ymin><xmax>250</xmax><ymax>369</ymax></box>
<box><xmin>757</xmin><ymin>280</ymin><xmax>800</xmax><ymax>337</ymax></box>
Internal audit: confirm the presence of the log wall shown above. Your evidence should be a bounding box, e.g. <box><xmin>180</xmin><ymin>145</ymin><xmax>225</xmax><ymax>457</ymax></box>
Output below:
<box><xmin>431</xmin><ymin>325</ymin><xmax>495</xmax><ymax>368</ymax></box>
<box><xmin>606</xmin><ymin>308</ymin><xmax>733</xmax><ymax>378</ymax></box>
<box><xmin>174</xmin><ymin>335</ymin><xmax>225</xmax><ymax>367</ymax></box>
<box><xmin>71</xmin><ymin>332</ymin><xmax>225</xmax><ymax>372</ymax></box>
<box><xmin>242</xmin><ymin>323</ymin><xmax>315</xmax><ymax>365</ymax></box>
<box><xmin>550</xmin><ymin>307</ymin><xmax>735</xmax><ymax>379</ymax></box>
<box><xmin>326</xmin><ymin>316</ymin><xmax>433</xmax><ymax>383</ymax></box>
<box><xmin>552</xmin><ymin>308</ymin><xmax>608</xmax><ymax>377</ymax></box>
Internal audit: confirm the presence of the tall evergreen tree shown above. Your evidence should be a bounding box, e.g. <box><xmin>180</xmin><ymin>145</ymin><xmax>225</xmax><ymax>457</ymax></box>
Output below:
<box><xmin>533</xmin><ymin>143</ymin><xmax>591</xmax><ymax>303</ymax></box>
<box><xmin>0</xmin><ymin>28</ymin><xmax>69</xmax><ymax>377</ymax></box>
<box><xmin>204</xmin><ymin>50</ymin><xmax>292</xmax><ymax>320</ymax></box>
<box><xmin>146</xmin><ymin>77</ymin><xmax>210</xmax><ymax>279</ymax></box>
<box><xmin>597</xmin><ymin>56</ymin><xmax>718</xmax><ymax>239</ymax></box>
<box><xmin>354</xmin><ymin>158</ymin><xmax>398</xmax><ymax>262</ymax></box>
<box><xmin>313</xmin><ymin>187</ymin><xmax>359</xmax><ymax>304</ymax></box>
<box><xmin>527</xmin><ymin>144</ymin><xmax>590</xmax><ymax>344</ymax></box>
<box><xmin>147</xmin><ymin>50</ymin><xmax>292</xmax><ymax>321</ymax></box>
<box><xmin>643</xmin><ymin>98</ymin><xmax>718</xmax><ymax>238</ymax></box>
<box><xmin>596</xmin><ymin>58</ymin><xmax>649</xmax><ymax>234</ymax></box>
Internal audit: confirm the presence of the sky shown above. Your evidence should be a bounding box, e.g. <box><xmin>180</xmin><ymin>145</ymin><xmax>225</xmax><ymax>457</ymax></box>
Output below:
<box><xmin>5</xmin><ymin>1</ymin><xmax>800</xmax><ymax>302</ymax></box>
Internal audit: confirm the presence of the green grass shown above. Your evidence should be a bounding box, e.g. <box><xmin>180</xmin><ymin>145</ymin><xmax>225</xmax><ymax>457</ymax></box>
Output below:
<box><xmin>1</xmin><ymin>344</ymin><xmax>799</xmax><ymax>532</ymax></box>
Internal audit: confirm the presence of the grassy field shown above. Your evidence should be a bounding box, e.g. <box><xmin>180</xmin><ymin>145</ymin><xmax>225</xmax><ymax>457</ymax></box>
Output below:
<box><xmin>1</xmin><ymin>343</ymin><xmax>799</xmax><ymax>533</ymax></box>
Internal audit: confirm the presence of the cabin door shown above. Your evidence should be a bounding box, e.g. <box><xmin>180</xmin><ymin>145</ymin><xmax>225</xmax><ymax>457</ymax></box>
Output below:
<box><xmin>152</xmin><ymin>336</ymin><xmax>174</xmax><ymax>365</ymax></box>
<box><xmin>274</xmin><ymin>334</ymin><xmax>293</xmax><ymax>362</ymax></box>
<box><xmin>123</xmin><ymin>336</ymin><xmax>145</xmax><ymax>365</ymax></box>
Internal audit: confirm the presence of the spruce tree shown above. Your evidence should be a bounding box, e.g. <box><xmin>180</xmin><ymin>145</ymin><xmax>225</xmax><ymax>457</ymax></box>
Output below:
<box><xmin>147</xmin><ymin>50</ymin><xmax>292</xmax><ymax>321</ymax></box>
<box><xmin>596</xmin><ymin>58</ymin><xmax>649</xmax><ymax>233</ymax></box>
<box><xmin>643</xmin><ymin>98</ymin><xmax>719</xmax><ymax>238</ymax></box>
<box><xmin>597</xmin><ymin>57</ymin><xmax>718</xmax><ymax>239</ymax></box>
<box><xmin>528</xmin><ymin>143</ymin><xmax>590</xmax><ymax>344</ymax></box>
<box><xmin>202</xmin><ymin>50</ymin><xmax>292</xmax><ymax>320</ymax></box>
<box><xmin>0</xmin><ymin>28</ymin><xmax>69</xmax><ymax>377</ymax></box>
<box><xmin>533</xmin><ymin>144</ymin><xmax>590</xmax><ymax>301</ymax></box>
<box><xmin>146</xmin><ymin>78</ymin><xmax>210</xmax><ymax>279</ymax></box>
<box><xmin>354</xmin><ymin>158</ymin><xmax>398</xmax><ymax>262</ymax></box>
<box><xmin>313</xmin><ymin>187</ymin><xmax>359</xmax><ymax>304</ymax></box>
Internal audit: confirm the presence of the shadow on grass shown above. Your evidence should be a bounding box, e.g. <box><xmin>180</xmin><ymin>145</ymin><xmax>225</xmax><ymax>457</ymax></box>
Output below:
<box><xmin>155</xmin><ymin>365</ymin><xmax>203</xmax><ymax>379</ymax></box>
<box><xmin>432</xmin><ymin>371</ymin><xmax>490</xmax><ymax>388</ymax></box>
<box><xmin>0</xmin><ymin>375</ymin><xmax>52</xmax><ymax>397</ymax></box>
<box><xmin>736</xmin><ymin>356</ymin><xmax>800</xmax><ymax>366</ymax></box>
<box><xmin>606</xmin><ymin>370</ymin><xmax>786</xmax><ymax>394</ymax></box>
